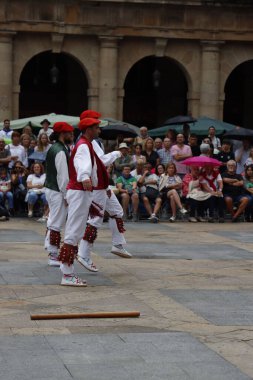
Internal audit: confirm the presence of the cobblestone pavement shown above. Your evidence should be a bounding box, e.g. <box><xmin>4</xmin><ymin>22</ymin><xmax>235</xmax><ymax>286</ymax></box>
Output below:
<box><xmin>1</xmin><ymin>218</ymin><xmax>253</xmax><ymax>379</ymax></box>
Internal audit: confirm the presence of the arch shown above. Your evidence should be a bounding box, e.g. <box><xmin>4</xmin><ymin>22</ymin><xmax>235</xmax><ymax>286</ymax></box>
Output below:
<box><xmin>19</xmin><ymin>51</ymin><xmax>89</xmax><ymax>118</ymax></box>
<box><xmin>123</xmin><ymin>55</ymin><xmax>188</xmax><ymax>128</ymax></box>
<box><xmin>223</xmin><ymin>59</ymin><xmax>253</xmax><ymax>128</ymax></box>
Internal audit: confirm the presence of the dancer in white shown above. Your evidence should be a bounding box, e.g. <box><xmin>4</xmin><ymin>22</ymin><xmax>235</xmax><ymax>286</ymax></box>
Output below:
<box><xmin>77</xmin><ymin>110</ymin><xmax>132</xmax><ymax>273</ymax></box>
<box><xmin>58</xmin><ymin>117</ymin><xmax>102</xmax><ymax>286</ymax></box>
<box><xmin>44</xmin><ymin>122</ymin><xmax>74</xmax><ymax>266</ymax></box>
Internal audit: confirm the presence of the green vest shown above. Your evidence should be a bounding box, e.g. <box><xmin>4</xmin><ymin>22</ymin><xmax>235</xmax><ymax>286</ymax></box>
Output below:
<box><xmin>45</xmin><ymin>142</ymin><xmax>69</xmax><ymax>192</ymax></box>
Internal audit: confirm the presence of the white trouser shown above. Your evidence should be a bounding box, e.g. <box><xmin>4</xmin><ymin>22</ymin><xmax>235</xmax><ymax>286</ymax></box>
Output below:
<box><xmin>78</xmin><ymin>190</ymin><xmax>126</xmax><ymax>260</ymax></box>
<box><xmin>60</xmin><ymin>189</ymin><xmax>93</xmax><ymax>275</ymax></box>
<box><xmin>45</xmin><ymin>189</ymin><xmax>67</xmax><ymax>256</ymax></box>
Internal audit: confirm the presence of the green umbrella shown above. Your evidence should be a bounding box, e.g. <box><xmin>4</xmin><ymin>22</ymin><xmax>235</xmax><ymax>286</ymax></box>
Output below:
<box><xmin>149</xmin><ymin>116</ymin><xmax>236</xmax><ymax>138</ymax></box>
<box><xmin>0</xmin><ymin>113</ymin><xmax>111</xmax><ymax>133</ymax></box>
<box><xmin>0</xmin><ymin>113</ymin><xmax>80</xmax><ymax>130</ymax></box>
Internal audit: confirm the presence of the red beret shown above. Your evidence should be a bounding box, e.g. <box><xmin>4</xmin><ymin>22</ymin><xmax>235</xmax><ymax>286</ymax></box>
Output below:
<box><xmin>78</xmin><ymin>118</ymin><xmax>100</xmax><ymax>131</ymax></box>
<box><xmin>53</xmin><ymin>122</ymin><xmax>74</xmax><ymax>133</ymax></box>
<box><xmin>80</xmin><ymin>110</ymin><xmax>101</xmax><ymax>120</ymax></box>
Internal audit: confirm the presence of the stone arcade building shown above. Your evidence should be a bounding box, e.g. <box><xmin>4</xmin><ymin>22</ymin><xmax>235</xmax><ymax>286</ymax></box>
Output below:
<box><xmin>0</xmin><ymin>0</ymin><xmax>253</xmax><ymax>128</ymax></box>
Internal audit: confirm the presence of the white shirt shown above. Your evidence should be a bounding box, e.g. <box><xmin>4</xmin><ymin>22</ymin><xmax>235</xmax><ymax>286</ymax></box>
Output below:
<box><xmin>38</xmin><ymin>128</ymin><xmax>53</xmax><ymax>137</ymax></box>
<box><xmin>92</xmin><ymin>140</ymin><xmax>121</xmax><ymax>166</ymax></box>
<box><xmin>55</xmin><ymin>150</ymin><xmax>69</xmax><ymax>197</ymax></box>
<box><xmin>235</xmin><ymin>147</ymin><xmax>250</xmax><ymax>174</ymax></box>
<box><xmin>6</xmin><ymin>144</ymin><xmax>26</xmax><ymax>168</ymax></box>
<box><xmin>209</xmin><ymin>136</ymin><xmax>221</xmax><ymax>149</ymax></box>
<box><xmin>27</xmin><ymin>173</ymin><xmax>46</xmax><ymax>192</ymax></box>
<box><xmin>74</xmin><ymin>144</ymin><xmax>98</xmax><ymax>186</ymax></box>
<box><xmin>0</xmin><ymin>129</ymin><xmax>13</xmax><ymax>139</ymax></box>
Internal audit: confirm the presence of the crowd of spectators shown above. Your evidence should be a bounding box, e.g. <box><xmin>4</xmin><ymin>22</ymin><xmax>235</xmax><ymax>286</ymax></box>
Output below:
<box><xmin>0</xmin><ymin>119</ymin><xmax>253</xmax><ymax>224</ymax></box>
<box><xmin>0</xmin><ymin>118</ymin><xmax>52</xmax><ymax>221</ymax></box>
<box><xmin>107</xmin><ymin>125</ymin><xmax>253</xmax><ymax>223</ymax></box>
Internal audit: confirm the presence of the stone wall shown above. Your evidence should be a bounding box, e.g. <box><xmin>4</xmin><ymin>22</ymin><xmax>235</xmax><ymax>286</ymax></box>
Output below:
<box><xmin>0</xmin><ymin>0</ymin><xmax>252</xmax><ymax>122</ymax></box>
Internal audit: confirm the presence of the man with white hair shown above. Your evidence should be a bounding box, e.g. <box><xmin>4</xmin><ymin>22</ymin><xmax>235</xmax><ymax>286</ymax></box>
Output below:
<box><xmin>134</xmin><ymin>126</ymin><xmax>150</xmax><ymax>150</ymax></box>
<box><xmin>222</xmin><ymin>159</ymin><xmax>250</xmax><ymax>222</ymax></box>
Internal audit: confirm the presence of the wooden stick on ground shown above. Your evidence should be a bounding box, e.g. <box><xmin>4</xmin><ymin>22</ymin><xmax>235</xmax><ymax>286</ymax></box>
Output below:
<box><xmin>30</xmin><ymin>311</ymin><xmax>140</xmax><ymax>320</ymax></box>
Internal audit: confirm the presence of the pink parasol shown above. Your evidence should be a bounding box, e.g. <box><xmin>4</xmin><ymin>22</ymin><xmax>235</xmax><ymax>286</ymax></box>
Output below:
<box><xmin>181</xmin><ymin>156</ymin><xmax>222</xmax><ymax>167</ymax></box>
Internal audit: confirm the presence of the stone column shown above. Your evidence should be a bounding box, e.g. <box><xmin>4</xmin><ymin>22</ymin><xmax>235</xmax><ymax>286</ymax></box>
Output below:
<box><xmin>12</xmin><ymin>85</ymin><xmax>20</xmax><ymax>119</ymax></box>
<box><xmin>0</xmin><ymin>32</ymin><xmax>15</xmax><ymax>120</ymax></box>
<box><xmin>199</xmin><ymin>41</ymin><xmax>223</xmax><ymax>119</ymax></box>
<box><xmin>187</xmin><ymin>91</ymin><xmax>200</xmax><ymax>118</ymax></box>
<box><xmin>87</xmin><ymin>88</ymin><xmax>99</xmax><ymax>111</ymax></box>
<box><xmin>98</xmin><ymin>37</ymin><xmax>120</xmax><ymax>118</ymax></box>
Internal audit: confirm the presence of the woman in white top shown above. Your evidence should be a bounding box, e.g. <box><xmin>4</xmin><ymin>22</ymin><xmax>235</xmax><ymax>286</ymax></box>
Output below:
<box><xmin>159</xmin><ymin>162</ymin><xmax>187</xmax><ymax>222</ymax></box>
<box><xmin>26</xmin><ymin>163</ymin><xmax>48</xmax><ymax>220</ymax></box>
<box><xmin>35</xmin><ymin>133</ymin><xmax>52</xmax><ymax>154</ymax></box>
<box><xmin>6</xmin><ymin>131</ymin><xmax>26</xmax><ymax>169</ymax></box>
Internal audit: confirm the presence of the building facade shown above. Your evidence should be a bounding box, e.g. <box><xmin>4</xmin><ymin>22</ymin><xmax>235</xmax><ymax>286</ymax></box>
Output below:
<box><xmin>0</xmin><ymin>0</ymin><xmax>253</xmax><ymax>128</ymax></box>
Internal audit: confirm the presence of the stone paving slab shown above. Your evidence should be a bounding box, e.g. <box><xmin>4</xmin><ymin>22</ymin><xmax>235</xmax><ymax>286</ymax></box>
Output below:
<box><xmin>213</xmin><ymin>231</ymin><xmax>253</xmax><ymax>243</ymax></box>
<box><xmin>0</xmin><ymin>261</ymin><xmax>114</xmax><ymax>286</ymax></box>
<box><xmin>161</xmin><ymin>289</ymin><xmax>253</xmax><ymax>325</ymax></box>
<box><xmin>0</xmin><ymin>333</ymin><xmax>249</xmax><ymax>380</ymax></box>
<box><xmin>0</xmin><ymin>229</ymin><xmax>43</xmax><ymax>243</ymax></box>
<box><xmin>94</xmin><ymin>242</ymin><xmax>253</xmax><ymax>260</ymax></box>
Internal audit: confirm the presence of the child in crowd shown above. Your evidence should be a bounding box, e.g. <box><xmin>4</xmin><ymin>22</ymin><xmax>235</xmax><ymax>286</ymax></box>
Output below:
<box><xmin>0</xmin><ymin>167</ymin><xmax>14</xmax><ymax>216</ymax></box>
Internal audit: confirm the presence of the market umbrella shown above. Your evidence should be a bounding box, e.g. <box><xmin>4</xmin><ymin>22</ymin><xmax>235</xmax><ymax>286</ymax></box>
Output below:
<box><xmin>163</xmin><ymin>115</ymin><xmax>197</xmax><ymax>125</ymax></box>
<box><xmin>223</xmin><ymin>126</ymin><xmax>253</xmax><ymax>140</ymax></box>
<box><xmin>149</xmin><ymin>116</ymin><xmax>236</xmax><ymax>137</ymax></box>
<box><xmin>0</xmin><ymin>113</ymin><xmax>80</xmax><ymax>130</ymax></box>
<box><xmin>100</xmin><ymin>124</ymin><xmax>138</xmax><ymax>140</ymax></box>
<box><xmin>99</xmin><ymin>118</ymin><xmax>139</xmax><ymax>140</ymax></box>
<box><xmin>182</xmin><ymin>156</ymin><xmax>222</xmax><ymax>167</ymax></box>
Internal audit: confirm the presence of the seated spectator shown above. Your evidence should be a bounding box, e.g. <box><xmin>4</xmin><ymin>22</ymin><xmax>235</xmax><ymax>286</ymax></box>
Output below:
<box><xmin>0</xmin><ymin>119</ymin><xmax>13</xmax><ymax>142</ymax></box>
<box><xmin>22</xmin><ymin>124</ymin><xmax>37</xmax><ymax>140</ymax></box>
<box><xmin>133</xmin><ymin>126</ymin><xmax>150</xmax><ymax>150</ymax></box>
<box><xmin>131</xmin><ymin>159</ymin><xmax>145</xmax><ymax>179</ymax></box>
<box><xmin>215</xmin><ymin>140</ymin><xmax>235</xmax><ymax>174</ymax></box>
<box><xmin>114</xmin><ymin>143</ymin><xmax>135</xmax><ymax>177</ymax></box>
<box><xmin>235</xmin><ymin>139</ymin><xmax>251</xmax><ymax>174</ymax></box>
<box><xmin>200</xmin><ymin>143</ymin><xmax>211</xmax><ymax>157</ymax></box>
<box><xmin>137</xmin><ymin>162</ymin><xmax>161</xmax><ymax>222</ymax></box>
<box><xmin>165</xmin><ymin>129</ymin><xmax>177</xmax><ymax>145</ymax></box>
<box><xmin>222</xmin><ymin>160</ymin><xmax>250</xmax><ymax>222</ymax></box>
<box><xmin>208</xmin><ymin>126</ymin><xmax>221</xmax><ymax>153</ymax></box>
<box><xmin>30</xmin><ymin>138</ymin><xmax>37</xmax><ymax>150</ymax></box>
<box><xmin>11</xmin><ymin>161</ymin><xmax>28</xmax><ymax>214</ymax></box>
<box><xmin>6</xmin><ymin>131</ymin><xmax>26</xmax><ymax>169</ymax></box>
<box><xmin>189</xmin><ymin>134</ymin><xmax>201</xmax><ymax>157</ymax></box>
<box><xmin>154</xmin><ymin>138</ymin><xmax>163</xmax><ymax>152</ymax></box>
<box><xmin>132</xmin><ymin>143</ymin><xmax>146</xmax><ymax>164</ymax></box>
<box><xmin>0</xmin><ymin>137</ymin><xmax>12</xmax><ymax>170</ymax></box>
<box><xmin>155</xmin><ymin>164</ymin><xmax>165</xmax><ymax>180</ymax></box>
<box><xmin>158</xmin><ymin>138</ymin><xmax>172</xmax><ymax>165</ymax></box>
<box><xmin>20</xmin><ymin>133</ymin><xmax>32</xmax><ymax>168</ymax></box>
<box><xmin>143</xmin><ymin>138</ymin><xmax>160</xmax><ymax>169</ymax></box>
<box><xmin>38</xmin><ymin>119</ymin><xmax>53</xmax><ymax>137</ymax></box>
<box><xmin>116</xmin><ymin>165</ymin><xmax>139</xmax><ymax>221</ymax></box>
<box><xmin>26</xmin><ymin>163</ymin><xmax>48</xmax><ymax>221</ymax></box>
<box><xmin>159</xmin><ymin>162</ymin><xmax>187</xmax><ymax>222</ymax></box>
<box><xmin>200</xmin><ymin>165</ymin><xmax>225</xmax><ymax>223</ymax></box>
<box><xmin>182</xmin><ymin>166</ymin><xmax>211</xmax><ymax>222</ymax></box>
<box><xmin>0</xmin><ymin>166</ymin><xmax>13</xmax><ymax>215</ymax></box>
<box><xmin>35</xmin><ymin>132</ymin><xmax>52</xmax><ymax>154</ymax></box>
<box><xmin>171</xmin><ymin>134</ymin><xmax>192</xmax><ymax>178</ymax></box>
<box><xmin>243</xmin><ymin>164</ymin><xmax>253</xmax><ymax>222</ymax></box>
<box><xmin>245</xmin><ymin>147</ymin><xmax>253</xmax><ymax>168</ymax></box>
